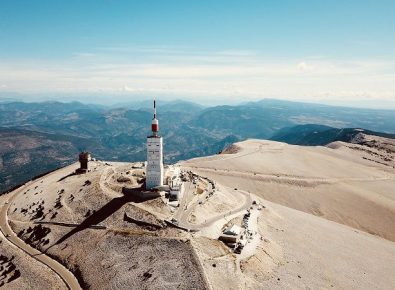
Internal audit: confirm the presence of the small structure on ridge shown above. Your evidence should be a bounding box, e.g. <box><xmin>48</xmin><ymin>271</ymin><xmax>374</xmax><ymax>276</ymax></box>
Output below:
<box><xmin>76</xmin><ymin>152</ymin><xmax>91</xmax><ymax>174</ymax></box>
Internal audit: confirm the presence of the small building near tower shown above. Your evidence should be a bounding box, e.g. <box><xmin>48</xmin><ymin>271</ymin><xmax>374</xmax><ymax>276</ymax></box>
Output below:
<box><xmin>76</xmin><ymin>152</ymin><xmax>91</xmax><ymax>173</ymax></box>
<box><xmin>146</xmin><ymin>99</ymin><xmax>164</xmax><ymax>189</ymax></box>
<box><xmin>169</xmin><ymin>178</ymin><xmax>183</xmax><ymax>201</ymax></box>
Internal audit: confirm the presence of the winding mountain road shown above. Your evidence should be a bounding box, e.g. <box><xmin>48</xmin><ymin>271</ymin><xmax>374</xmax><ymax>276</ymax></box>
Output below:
<box><xmin>0</xmin><ymin>174</ymin><xmax>82</xmax><ymax>290</ymax></box>
<box><xmin>176</xmin><ymin>184</ymin><xmax>252</xmax><ymax>231</ymax></box>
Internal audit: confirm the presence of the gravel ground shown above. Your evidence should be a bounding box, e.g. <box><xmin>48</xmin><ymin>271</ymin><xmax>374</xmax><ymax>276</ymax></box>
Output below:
<box><xmin>0</xmin><ymin>225</ymin><xmax>65</xmax><ymax>289</ymax></box>
<box><xmin>44</xmin><ymin>229</ymin><xmax>209</xmax><ymax>290</ymax></box>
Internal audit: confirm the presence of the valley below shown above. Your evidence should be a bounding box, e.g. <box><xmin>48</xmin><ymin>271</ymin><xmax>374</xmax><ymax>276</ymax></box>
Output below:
<box><xmin>1</xmin><ymin>99</ymin><xmax>395</xmax><ymax>194</ymax></box>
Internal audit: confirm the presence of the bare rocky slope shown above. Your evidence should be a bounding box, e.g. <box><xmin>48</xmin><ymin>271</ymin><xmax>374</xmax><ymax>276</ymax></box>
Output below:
<box><xmin>184</xmin><ymin>134</ymin><xmax>395</xmax><ymax>242</ymax></box>
<box><xmin>1</xmin><ymin>133</ymin><xmax>395</xmax><ymax>289</ymax></box>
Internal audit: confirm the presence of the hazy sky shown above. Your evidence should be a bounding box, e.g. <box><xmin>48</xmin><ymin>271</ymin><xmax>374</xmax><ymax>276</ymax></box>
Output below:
<box><xmin>1</xmin><ymin>0</ymin><xmax>395</xmax><ymax>107</ymax></box>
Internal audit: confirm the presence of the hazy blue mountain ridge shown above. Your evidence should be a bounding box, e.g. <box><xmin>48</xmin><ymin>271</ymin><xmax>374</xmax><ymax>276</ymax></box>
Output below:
<box><xmin>0</xmin><ymin>99</ymin><xmax>394</xmax><ymax>193</ymax></box>
<box><xmin>270</xmin><ymin>124</ymin><xmax>395</xmax><ymax>145</ymax></box>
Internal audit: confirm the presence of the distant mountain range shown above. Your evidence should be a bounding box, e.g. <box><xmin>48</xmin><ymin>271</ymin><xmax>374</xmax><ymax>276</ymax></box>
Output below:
<box><xmin>270</xmin><ymin>124</ymin><xmax>395</xmax><ymax>146</ymax></box>
<box><xmin>1</xmin><ymin>98</ymin><xmax>394</xmax><ymax>193</ymax></box>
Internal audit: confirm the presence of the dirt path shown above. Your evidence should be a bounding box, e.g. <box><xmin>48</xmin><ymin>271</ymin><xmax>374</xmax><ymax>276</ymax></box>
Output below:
<box><xmin>185</xmin><ymin>165</ymin><xmax>395</xmax><ymax>184</ymax></box>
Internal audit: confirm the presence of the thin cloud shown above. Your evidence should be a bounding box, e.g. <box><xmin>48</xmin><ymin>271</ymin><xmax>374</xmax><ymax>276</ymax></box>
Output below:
<box><xmin>0</xmin><ymin>49</ymin><xmax>394</xmax><ymax>104</ymax></box>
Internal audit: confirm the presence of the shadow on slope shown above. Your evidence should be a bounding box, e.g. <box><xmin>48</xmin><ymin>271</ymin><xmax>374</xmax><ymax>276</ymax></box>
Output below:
<box><xmin>46</xmin><ymin>187</ymin><xmax>158</xmax><ymax>250</ymax></box>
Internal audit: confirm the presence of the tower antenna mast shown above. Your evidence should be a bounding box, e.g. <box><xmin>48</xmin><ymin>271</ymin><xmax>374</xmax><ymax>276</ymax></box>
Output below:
<box><xmin>146</xmin><ymin>97</ymin><xmax>164</xmax><ymax>189</ymax></box>
<box><xmin>154</xmin><ymin>98</ymin><xmax>156</xmax><ymax>119</ymax></box>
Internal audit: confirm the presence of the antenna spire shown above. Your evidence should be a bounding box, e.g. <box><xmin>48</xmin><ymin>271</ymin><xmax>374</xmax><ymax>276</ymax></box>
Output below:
<box><xmin>153</xmin><ymin>98</ymin><xmax>156</xmax><ymax>118</ymax></box>
<box><xmin>151</xmin><ymin>98</ymin><xmax>159</xmax><ymax>134</ymax></box>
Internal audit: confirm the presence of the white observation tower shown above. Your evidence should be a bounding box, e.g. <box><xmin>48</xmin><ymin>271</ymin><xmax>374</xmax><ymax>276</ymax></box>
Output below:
<box><xmin>146</xmin><ymin>99</ymin><xmax>164</xmax><ymax>189</ymax></box>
